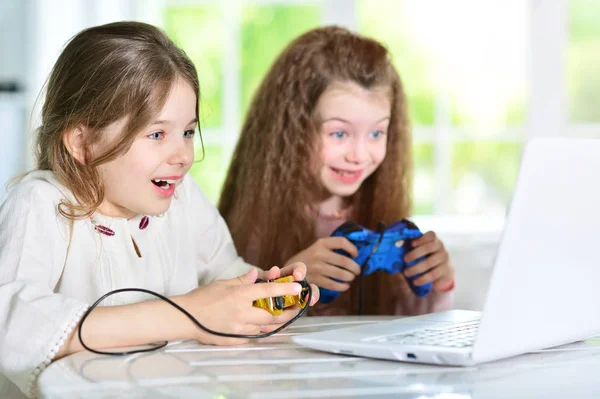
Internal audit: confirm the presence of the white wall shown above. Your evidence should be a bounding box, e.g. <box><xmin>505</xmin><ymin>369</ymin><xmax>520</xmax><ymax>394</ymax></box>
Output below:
<box><xmin>0</xmin><ymin>0</ymin><xmax>26</xmax><ymax>84</ymax></box>
<box><xmin>0</xmin><ymin>0</ymin><xmax>165</xmax><ymax>193</ymax></box>
<box><xmin>0</xmin><ymin>1</ymin><xmax>28</xmax><ymax>193</ymax></box>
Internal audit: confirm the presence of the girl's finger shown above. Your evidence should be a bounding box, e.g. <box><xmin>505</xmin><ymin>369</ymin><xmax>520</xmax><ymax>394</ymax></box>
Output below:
<box><xmin>404</xmin><ymin>251</ymin><xmax>448</xmax><ymax>277</ymax></box>
<box><xmin>412</xmin><ymin>263</ymin><xmax>450</xmax><ymax>286</ymax></box>
<box><xmin>312</xmin><ymin>274</ymin><xmax>350</xmax><ymax>292</ymax></box>
<box><xmin>308</xmin><ymin>283</ymin><xmax>320</xmax><ymax>305</ymax></box>
<box><xmin>433</xmin><ymin>277</ymin><xmax>456</xmax><ymax>293</ymax></box>
<box><xmin>321</xmin><ymin>237</ymin><xmax>359</xmax><ymax>258</ymax></box>
<box><xmin>264</xmin><ymin>266</ymin><xmax>282</xmax><ymax>281</ymax></box>
<box><xmin>321</xmin><ymin>263</ymin><xmax>356</xmax><ymax>282</ymax></box>
<box><xmin>322</xmin><ymin>251</ymin><xmax>361</xmax><ymax>275</ymax></box>
<box><xmin>410</xmin><ymin>231</ymin><xmax>437</xmax><ymax>247</ymax></box>
<box><xmin>244</xmin><ymin>281</ymin><xmax>302</xmax><ymax>302</ymax></box>
<box><xmin>404</xmin><ymin>239</ymin><xmax>443</xmax><ymax>263</ymax></box>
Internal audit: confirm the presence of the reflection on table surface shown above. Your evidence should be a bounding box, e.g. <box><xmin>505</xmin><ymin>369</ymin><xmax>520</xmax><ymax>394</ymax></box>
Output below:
<box><xmin>38</xmin><ymin>316</ymin><xmax>600</xmax><ymax>398</ymax></box>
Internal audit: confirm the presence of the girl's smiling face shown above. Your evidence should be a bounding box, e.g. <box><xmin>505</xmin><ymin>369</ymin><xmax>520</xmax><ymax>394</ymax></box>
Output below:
<box><xmin>316</xmin><ymin>81</ymin><xmax>391</xmax><ymax>199</ymax></box>
<box><xmin>95</xmin><ymin>78</ymin><xmax>197</xmax><ymax>218</ymax></box>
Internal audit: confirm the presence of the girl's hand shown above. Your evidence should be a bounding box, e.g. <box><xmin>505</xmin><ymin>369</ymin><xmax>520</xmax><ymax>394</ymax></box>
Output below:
<box><xmin>258</xmin><ymin>262</ymin><xmax>320</xmax><ymax>334</ymax></box>
<box><xmin>180</xmin><ymin>268</ymin><xmax>309</xmax><ymax>345</ymax></box>
<box><xmin>285</xmin><ymin>237</ymin><xmax>361</xmax><ymax>292</ymax></box>
<box><xmin>262</xmin><ymin>262</ymin><xmax>320</xmax><ymax>307</ymax></box>
<box><xmin>402</xmin><ymin>231</ymin><xmax>455</xmax><ymax>293</ymax></box>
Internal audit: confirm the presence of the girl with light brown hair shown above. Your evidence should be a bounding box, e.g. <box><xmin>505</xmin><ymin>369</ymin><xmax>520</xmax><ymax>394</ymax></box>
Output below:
<box><xmin>219</xmin><ymin>26</ymin><xmax>455</xmax><ymax>316</ymax></box>
<box><xmin>0</xmin><ymin>21</ymin><xmax>318</xmax><ymax>398</ymax></box>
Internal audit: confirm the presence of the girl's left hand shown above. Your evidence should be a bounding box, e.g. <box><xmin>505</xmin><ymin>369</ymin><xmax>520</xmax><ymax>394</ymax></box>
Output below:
<box><xmin>256</xmin><ymin>262</ymin><xmax>320</xmax><ymax>334</ymax></box>
<box><xmin>402</xmin><ymin>231</ymin><xmax>455</xmax><ymax>293</ymax></box>
<box><xmin>261</xmin><ymin>262</ymin><xmax>320</xmax><ymax>306</ymax></box>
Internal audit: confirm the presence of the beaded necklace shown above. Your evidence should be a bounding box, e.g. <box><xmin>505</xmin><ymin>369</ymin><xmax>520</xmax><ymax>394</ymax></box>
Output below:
<box><xmin>89</xmin><ymin>215</ymin><xmax>150</xmax><ymax>237</ymax></box>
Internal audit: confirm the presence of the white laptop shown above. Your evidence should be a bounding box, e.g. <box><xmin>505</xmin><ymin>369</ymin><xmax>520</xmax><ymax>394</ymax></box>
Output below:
<box><xmin>293</xmin><ymin>137</ymin><xmax>600</xmax><ymax>366</ymax></box>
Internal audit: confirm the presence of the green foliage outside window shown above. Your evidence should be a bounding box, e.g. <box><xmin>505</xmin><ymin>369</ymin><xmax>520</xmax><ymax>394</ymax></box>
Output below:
<box><xmin>358</xmin><ymin>0</ymin><xmax>526</xmax><ymax>215</ymax></box>
<box><xmin>357</xmin><ymin>0</ymin><xmax>435</xmax><ymax>126</ymax></box>
<box><xmin>166</xmin><ymin>6</ymin><xmax>227</xmax><ymax>202</ymax></box>
<box><xmin>452</xmin><ymin>142</ymin><xmax>523</xmax><ymax>215</ymax></box>
<box><xmin>166</xmin><ymin>6</ymin><xmax>223</xmax><ymax>129</ymax></box>
<box><xmin>241</xmin><ymin>5</ymin><xmax>320</xmax><ymax>118</ymax></box>
<box><xmin>189</xmin><ymin>142</ymin><xmax>226</xmax><ymax>203</ymax></box>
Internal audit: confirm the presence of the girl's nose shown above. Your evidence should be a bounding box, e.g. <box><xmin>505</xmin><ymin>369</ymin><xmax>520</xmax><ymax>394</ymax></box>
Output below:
<box><xmin>345</xmin><ymin>139</ymin><xmax>369</xmax><ymax>164</ymax></box>
<box><xmin>168</xmin><ymin>138</ymin><xmax>194</xmax><ymax>166</ymax></box>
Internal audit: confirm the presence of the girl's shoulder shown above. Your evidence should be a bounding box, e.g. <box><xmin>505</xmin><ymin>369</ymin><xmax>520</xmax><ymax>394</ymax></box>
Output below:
<box><xmin>2</xmin><ymin>170</ymin><xmax>67</xmax><ymax>211</ymax></box>
<box><xmin>0</xmin><ymin>170</ymin><xmax>73</xmax><ymax>243</ymax></box>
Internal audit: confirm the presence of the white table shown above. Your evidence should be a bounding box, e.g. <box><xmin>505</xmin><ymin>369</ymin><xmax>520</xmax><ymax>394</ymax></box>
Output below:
<box><xmin>39</xmin><ymin>316</ymin><xmax>600</xmax><ymax>398</ymax></box>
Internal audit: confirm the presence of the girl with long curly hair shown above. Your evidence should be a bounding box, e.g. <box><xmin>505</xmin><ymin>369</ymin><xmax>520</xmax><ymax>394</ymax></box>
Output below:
<box><xmin>219</xmin><ymin>26</ymin><xmax>455</xmax><ymax>316</ymax></box>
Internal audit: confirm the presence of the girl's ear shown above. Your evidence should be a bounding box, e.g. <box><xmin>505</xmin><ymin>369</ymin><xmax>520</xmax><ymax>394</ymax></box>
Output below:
<box><xmin>62</xmin><ymin>126</ymin><xmax>88</xmax><ymax>164</ymax></box>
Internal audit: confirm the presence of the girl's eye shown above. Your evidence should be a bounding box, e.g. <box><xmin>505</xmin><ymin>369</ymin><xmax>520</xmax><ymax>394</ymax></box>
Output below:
<box><xmin>370</xmin><ymin>130</ymin><xmax>385</xmax><ymax>139</ymax></box>
<box><xmin>183</xmin><ymin>129</ymin><xmax>195</xmax><ymax>139</ymax></box>
<box><xmin>331</xmin><ymin>131</ymin><xmax>347</xmax><ymax>139</ymax></box>
<box><xmin>147</xmin><ymin>132</ymin><xmax>163</xmax><ymax>140</ymax></box>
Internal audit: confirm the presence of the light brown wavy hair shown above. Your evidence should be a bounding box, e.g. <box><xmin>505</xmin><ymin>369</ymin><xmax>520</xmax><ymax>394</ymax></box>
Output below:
<box><xmin>219</xmin><ymin>26</ymin><xmax>413</xmax><ymax>314</ymax></box>
<box><xmin>35</xmin><ymin>21</ymin><xmax>200</xmax><ymax>219</ymax></box>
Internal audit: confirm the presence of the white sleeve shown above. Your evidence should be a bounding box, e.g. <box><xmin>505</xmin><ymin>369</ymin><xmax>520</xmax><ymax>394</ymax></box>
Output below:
<box><xmin>180</xmin><ymin>176</ymin><xmax>256</xmax><ymax>284</ymax></box>
<box><xmin>0</xmin><ymin>182</ymin><xmax>88</xmax><ymax>398</ymax></box>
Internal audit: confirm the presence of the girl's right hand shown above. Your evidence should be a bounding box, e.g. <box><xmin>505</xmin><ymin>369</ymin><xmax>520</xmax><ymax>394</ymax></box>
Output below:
<box><xmin>285</xmin><ymin>237</ymin><xmax>361</xmax><ymax>292</ymax></box>
<box><xmin>178</xmin><ymin>268</ymin><xmax>306</xmax><ymax>346</ymax></box>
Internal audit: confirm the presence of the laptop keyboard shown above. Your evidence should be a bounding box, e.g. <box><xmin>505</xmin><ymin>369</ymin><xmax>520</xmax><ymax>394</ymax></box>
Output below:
<box><xmin>370</xmin><ymin>321</ymin><xmax>479</xmax><ymax>348</ymax></box>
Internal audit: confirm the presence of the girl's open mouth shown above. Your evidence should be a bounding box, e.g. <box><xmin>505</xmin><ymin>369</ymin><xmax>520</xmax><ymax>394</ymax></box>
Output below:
<box><xmin>330</xmin><ymin>167</ymin><xmax>363</xmax><ymax>183</ymax></box>
<box><xmin>151</xmin><ymin>179</ymin><xmax>177</xmax><ymax>197</ymax></box>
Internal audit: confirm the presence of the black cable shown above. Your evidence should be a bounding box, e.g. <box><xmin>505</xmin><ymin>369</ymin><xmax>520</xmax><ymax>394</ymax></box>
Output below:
<box><xmin>78</xmin><ymin>282</ymin><xmax>312</xmax><ymax>356</ymax></box>
<box><xmin>357</xmin><ymin>222</ymin><xmax>386</xmax><ymax>315</ymax></box>
<box><xmin>357</xmin><ymin>262</ymin><xmax>366</xmax><ymax>316</ymax></box>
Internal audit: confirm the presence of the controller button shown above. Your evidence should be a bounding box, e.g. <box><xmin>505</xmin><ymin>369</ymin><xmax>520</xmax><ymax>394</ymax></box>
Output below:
<box><xmin>297</xmin><ymin>280</ymin><xmax>309</xmax><ymax>289</ymax></box>
<box><xmin>394</xmin><ymin>240</ymin><xmax>404</xmax><ymax>248</ymax></box>
<box><xmin>274</xmin><ymin>296</ymin><xmax>285</xmax><ymax>310</ymax></box>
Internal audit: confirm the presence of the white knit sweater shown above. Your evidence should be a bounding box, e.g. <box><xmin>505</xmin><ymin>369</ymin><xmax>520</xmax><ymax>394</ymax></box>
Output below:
<box><xmin>0</xmin><ymin>171</ymin><xmax>253</xmax><ymax>398</ymax></box>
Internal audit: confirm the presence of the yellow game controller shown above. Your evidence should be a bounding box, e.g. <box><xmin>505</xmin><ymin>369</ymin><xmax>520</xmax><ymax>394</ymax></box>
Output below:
<box><xmin>253</xmin><ymin>276</ymin><xmax>309</xmax><ymax>316</ymax></box>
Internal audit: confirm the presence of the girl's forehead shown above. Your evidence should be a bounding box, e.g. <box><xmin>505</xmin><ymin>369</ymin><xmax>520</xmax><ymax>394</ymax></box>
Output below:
<box><xmin>327</xmin><ymin>81</ymin><xmax>390</xmax><ymax>95</ymax></box>
<box><xmin>316</xmin><ymin>82</ymin><xmax>391</xmax><ymax>117</ymax></box>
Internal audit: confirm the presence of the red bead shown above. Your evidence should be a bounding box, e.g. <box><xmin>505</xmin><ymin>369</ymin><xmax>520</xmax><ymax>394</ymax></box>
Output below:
<box><xmin>139</xmin><ymin>216</ymin><xmax>149</xmax><ymax>230</ymax></box>
<box><xmin>94</xmin><ymin>225</ymin><xmax>115</xmax><ymax>237</ymax></box>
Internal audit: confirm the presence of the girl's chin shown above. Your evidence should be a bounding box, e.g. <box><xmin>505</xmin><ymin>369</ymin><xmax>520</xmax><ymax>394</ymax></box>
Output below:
<box><xmin>145</xmin><ymin>203</ymin><xmax>172</xmax><ymax>216</ymax></box>
<box><xmin>327</xmin><ymin>184</ymin><xmax>361</xmax><ymax>197</ymax></box>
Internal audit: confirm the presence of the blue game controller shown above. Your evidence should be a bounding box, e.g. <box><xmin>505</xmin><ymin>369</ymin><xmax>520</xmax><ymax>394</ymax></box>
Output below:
<box><xmin>319</xmin><ymin>219</ymin><xmax>433</xmax><ymax>304</ymax></box>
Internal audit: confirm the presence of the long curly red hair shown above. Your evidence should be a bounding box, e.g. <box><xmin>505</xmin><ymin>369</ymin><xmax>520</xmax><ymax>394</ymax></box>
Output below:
<box><xmin>219</xmin><ymin>26</ymin><xmax>413</xmax><ymax>314</ymax></box>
